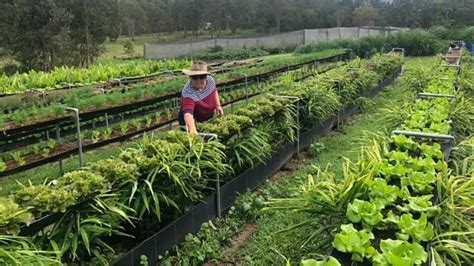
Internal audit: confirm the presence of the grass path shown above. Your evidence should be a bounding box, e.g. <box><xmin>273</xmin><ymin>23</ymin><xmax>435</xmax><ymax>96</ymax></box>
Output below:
<box><xmin>226</xmin><ymin>77</ymin><xmax>414</xmax><ymax>264</ymax></box>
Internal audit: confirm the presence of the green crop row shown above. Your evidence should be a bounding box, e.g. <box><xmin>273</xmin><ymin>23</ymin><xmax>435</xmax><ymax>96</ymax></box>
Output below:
<box><xmin>267</xmin><ymin>52</ymin><xmax>473</xmax><ymax>265</ymax></box>
<box><xmin>0</xmin><ymin>59</ymin><xmax>192</xmax><ymax>95</ymax></box>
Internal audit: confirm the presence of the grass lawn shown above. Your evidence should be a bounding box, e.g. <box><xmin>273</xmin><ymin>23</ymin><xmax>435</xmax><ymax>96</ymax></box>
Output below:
<box><xmin>100</xmin><ymin>29</ymin><xmax>259</xmax><ymax>61</ymax></box>
<box><xmin>403</xmin><ymin>55</ymin><xmax>437</xmax><ymax>71</ymax></box>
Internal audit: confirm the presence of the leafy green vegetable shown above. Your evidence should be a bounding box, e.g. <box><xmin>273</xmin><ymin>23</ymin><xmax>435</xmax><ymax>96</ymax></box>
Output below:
<box><xmin>0</xmin><ymin>198</ymin><xmax>33</xmax><ymax>235</ymax></box>
<box><xmin>419</xmin><ymin>142</ymin><xmax>443</xmax><ymax>160</ymax></box>
<box><xmin>367</xmin><ymin>178</ymin><xmax>399</xmax><ymax>207</ymax></box>
<box><xmin>57</xmin><ymin>171</ymin><xmax>111</xmax><ymax>199</ymax></box>
<box><xmin>378</xmin><ymin>160</ymin><xmax>412</xmax><ymax>180</ymax></box>
<box><xmin>88</xmin><ymin>158</ymin><xmax>139</xmax><ymax>185</ymax></box>
<box><xmin>301</xmin><ymin>256</ymin><xmax>341</xmax><ymax>266</ymax></box>
<box><xmin>333</xmin><ymin>224</ymin><xmax>374</xmax><ymax>262</ymax></box>
<box><xmin>392</xmin><ymin>135</ymin><xmax>417</xmax><ymax>151</ymax></box>
<box><xmin>401</xmin><ymin>171</ymin><xmax>436</xmax><ymax>193</ymax></box>
<box><xmin>372</xmin><ymin>239</ymin><xmax>427</xmax><ymax>266</ymax></box>
<box><xmin>14</xmin><ymin>185</ymin><xmax>76</xmax><ymax>215</ymax></box>
<box><xmin>346</xmin><ymin>199</ymin><xmax>383</xmax><ymax>229</ymax></box>
<box><xmin>397</xmin><ymin>195</ymin><xmax>441</xmax><ymax>218</ymax></box>
<box><xmin>396</xmin><ymin>213</ymin><xmax>434</xmax><ymax>242</ymax></box>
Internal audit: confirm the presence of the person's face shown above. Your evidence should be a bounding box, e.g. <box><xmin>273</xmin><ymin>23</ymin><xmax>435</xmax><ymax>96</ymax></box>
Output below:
<box><xmin>190</xmin><ymin>75</ymin><xmax>207</xmax><ymax>90</ymax></box>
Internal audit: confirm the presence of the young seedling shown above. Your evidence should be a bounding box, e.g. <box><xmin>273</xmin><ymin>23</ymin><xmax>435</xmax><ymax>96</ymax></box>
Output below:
<box><xmin>102</xmin><ymin>128</ymin><xmax>113</xmax><ymax>140</ymax></box>
<box><xmin>0</xmin><ymin>158</ymin><xmax>6</xmax><ymax>171</ymax></box>
<box><xmin>91</xmin><ymin>130</ymin><xmax>101</xmax><ymax>143</ymax></box>
<box><xmin>145</xmin><ymin>115</ymin><xmax>153</xmax><ymax>128</ymax></box>
<box><xmin>42</xmin><ymin>148</ymin><xmax>50</xmax><ymax>158</ymax></box>
<box><xmin>119</xmin><ymin>122</ymin><xmax>129</xmax><ymax>135</ymax></box>
<box><xmin>131</xmin><ymin>119</ymin><xmax>142</xmax><ymax>131</ymax></box>
<box><xmin>10</xmin><ymin>151</ymin><xmax>25</xmax><ymax>166</ymax></box>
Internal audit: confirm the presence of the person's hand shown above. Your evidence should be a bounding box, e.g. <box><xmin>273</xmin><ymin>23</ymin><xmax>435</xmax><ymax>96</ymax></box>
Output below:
<box><xmin>215</xmin><ymin>105</ymin><xmax>224</xmax><ymax>116</ymax></box>
<box><xmin>189</xmin><ymin>127</ymin><xmax>198</xmax><ymax>135</ymax></box>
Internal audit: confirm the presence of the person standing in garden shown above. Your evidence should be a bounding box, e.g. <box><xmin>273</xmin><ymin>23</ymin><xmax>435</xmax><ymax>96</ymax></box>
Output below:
<box><xmin>179</xmin><ymin>61</ymin><xmax>224</xmax><ymax>134</ymax></box>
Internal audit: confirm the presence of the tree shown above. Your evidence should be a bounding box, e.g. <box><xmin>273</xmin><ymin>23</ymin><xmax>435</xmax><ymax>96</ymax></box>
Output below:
<box><xmin>119</xmin><ymin>0</ymin><xmax>147</xmax><ymax>40</ymax></box>
<box><xmin>0</xmin><ymin>0</ymin><xmax>74</xmax><ymax>71</ymax></box>
<box><xmin>352</xmin><ymin>4</ymin><xmax>378</xmax><ymax>26</ymax></box>
<box><xmin>123</xmin><ymin>39</ymin><xmax>135</xmax><ymax>55</ymax></box>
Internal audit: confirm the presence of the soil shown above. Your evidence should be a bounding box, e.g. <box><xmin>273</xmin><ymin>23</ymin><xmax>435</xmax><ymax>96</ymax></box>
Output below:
<box><xmin>270</xmin><ymin>152</ymin><xmax>310</xmax><ymax>183</ymax></box>
<box><xmin>204</xmin><ymin>224</ymin><xmax>257</xmax><ymax>266</ymax></box>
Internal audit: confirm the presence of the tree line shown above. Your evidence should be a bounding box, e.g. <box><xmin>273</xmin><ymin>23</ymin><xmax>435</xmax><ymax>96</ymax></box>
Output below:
<box><xmin>1</xmin><ymin>0</ymin><xmax>474</xmax><ymax>72</ymax></box>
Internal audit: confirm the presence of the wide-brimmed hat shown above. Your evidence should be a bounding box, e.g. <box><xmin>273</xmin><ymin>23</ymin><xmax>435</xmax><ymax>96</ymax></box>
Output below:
<box><xmin>182</xmin><ymin>61</ymin><xmax>211</xmax><ymax>76</ymax></box>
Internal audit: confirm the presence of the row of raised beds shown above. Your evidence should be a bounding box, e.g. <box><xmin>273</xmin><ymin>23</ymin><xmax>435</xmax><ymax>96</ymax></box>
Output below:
<box><xmin>267</xmin><ymin>50</ymin><xmax>473</xmax><ymax>265</ymax></box>
<box><xmin>0</xmin><ymin>53</ymin><xmax>402</xmax><ymax>265</ymax></box>
<box><xmin>0</xmin><ymin>50</ymin><xmax>346</xmax><ymax>135</ymax></box>
<box><xmin>0</xmin><ymin>54</ymin><xmax>344</xmax><ymax>177</ymax></box>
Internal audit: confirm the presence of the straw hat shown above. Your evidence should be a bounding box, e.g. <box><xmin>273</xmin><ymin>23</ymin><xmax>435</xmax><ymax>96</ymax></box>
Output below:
<box><xmin>182</xmin><ymin>61</ymin><xmax>211</xmax><ymax>76</ymax></box>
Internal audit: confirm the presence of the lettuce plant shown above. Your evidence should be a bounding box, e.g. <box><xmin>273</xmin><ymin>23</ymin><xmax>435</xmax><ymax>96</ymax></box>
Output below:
<box><xmin>333</xmin><ymin>224</ymin><xmax>374</xmax><ymax>262</ymax></box>
<box><xmin>88</xmin><ymin>158</ymin><xmax>139</xmax><ymax>185</ymax></box>
<box><xmin>57</xmin><ymin>171</ymin><xmax>111</xmax><ymax>200</ymax></box>
<box><xmin>401</xmin><ymin>171</ymin><xmax>436</xmax><ymax>193</ymax></box>
<box><xmin>419</xmin><ymin>142</ymin><xmax>443</xmax><ymax>160</ymax></box>
<box><xmin>301</xmin><ymin>256</ymin><xmax>341</xmax><ymax>266</ymax></box>
<box><xmin>367</xmin><ymin>178</ymin><xmax>399</xmax><ymax>207</ymax></box>
<box><xmin>14</xmin><ymin>185</ymin><xmax>76</xmax><ymax>215</ymax></box>
<box><xmin>371</xmin><ymin>239</ymin><xmax>427</xmax><ymax>266</ymax></box>
<box><xmin>0</xmin><ymin>198</ymin><xmax>33</xmax><ymax>235</ymax></box>
<box><xmin>392</xmin><ymin>135</ymin><xmax>417</xmax><ymax>152</ymax></box>
<box><xmin>346</xmin><ymin>199</ymin><xmax>383</xmax><ymax>229</ymax></box>
<box><xmin>378</xmin><ymin>160</ymin><xmax>412</xmax><ymax>180</ymax></box>
<box><xmin>396</xmin><ymin>213</ymin><xmax>434</xmax><ymax>242</ymax></box>
<box><xmin>397</xmin><ymin>195</ymin><xmax>441</xmax><ymax>218</ymax></box>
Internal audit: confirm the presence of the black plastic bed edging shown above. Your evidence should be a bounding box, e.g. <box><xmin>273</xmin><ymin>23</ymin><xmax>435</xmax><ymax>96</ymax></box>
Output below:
<box><xmin>111</xmin><ymin>67</ymin><xmax>397</xmax><ymax>266</ymax></box>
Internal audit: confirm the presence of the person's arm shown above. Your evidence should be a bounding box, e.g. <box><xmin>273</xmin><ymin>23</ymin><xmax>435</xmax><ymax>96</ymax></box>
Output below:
<box><xmin>215</xmin><ymin>89</ymin><xmax>224</xmax><ymax>116</ymax></box>
<box><xmin>182</xmin><ymin>97</ymin><xmax>197</xmax><ymax>134</ymax></box>
<box><xmin>184</xmin><ymin>112</ymin><xmax>198</xmax><ymax>135</ymax></box>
